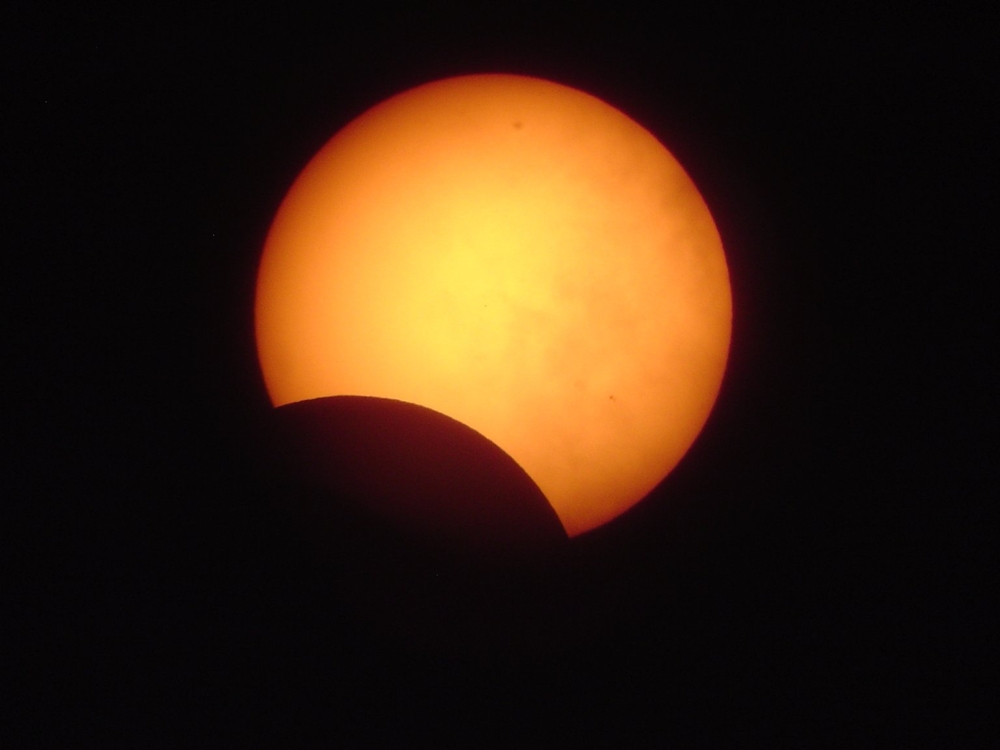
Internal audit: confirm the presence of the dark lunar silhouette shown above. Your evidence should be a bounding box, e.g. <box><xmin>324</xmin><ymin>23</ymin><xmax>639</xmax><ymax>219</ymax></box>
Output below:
<box><xmin>271</xmin><ymin>395</ymin><xmax>569</xmax><ymax>559</ymax></box>
<box><xmin>264</xmin><ymin>396</ymin><xmax>617</xmax><ymax>659</ymax></box>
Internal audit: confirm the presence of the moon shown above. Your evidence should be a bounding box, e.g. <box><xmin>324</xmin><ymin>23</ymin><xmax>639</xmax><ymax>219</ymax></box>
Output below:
<box><xmin>255</xmin><ymin>74</ymin><xmax>731</xmax><ymax>538</ymax></box>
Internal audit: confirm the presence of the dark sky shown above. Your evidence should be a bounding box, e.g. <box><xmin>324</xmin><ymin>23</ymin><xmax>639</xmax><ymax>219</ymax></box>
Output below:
<box><xmin>7</xmin><ymin>5</ymin><xmax>993</xmax><ymax>745</ymax></box>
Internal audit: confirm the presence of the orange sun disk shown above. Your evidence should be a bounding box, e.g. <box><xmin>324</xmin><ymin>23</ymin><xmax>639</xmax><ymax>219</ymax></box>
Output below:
<box><xmin>255</xmin><ymin>74</ymin><xmax>732</xmax><ymax>537</ymax></box>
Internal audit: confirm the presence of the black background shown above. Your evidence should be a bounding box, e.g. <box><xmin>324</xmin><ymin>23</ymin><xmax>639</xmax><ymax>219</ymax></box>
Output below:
<box><xmin>7</xmin><ymin>4</ymin><xmax>994</xmax><ymax>745</ymax></box>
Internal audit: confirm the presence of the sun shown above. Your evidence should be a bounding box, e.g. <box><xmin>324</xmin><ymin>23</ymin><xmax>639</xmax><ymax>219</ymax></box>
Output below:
<box><xmin>256</xmin><ymin>74</ymin><xmax>731</xmax><ymax>537</ymax></box>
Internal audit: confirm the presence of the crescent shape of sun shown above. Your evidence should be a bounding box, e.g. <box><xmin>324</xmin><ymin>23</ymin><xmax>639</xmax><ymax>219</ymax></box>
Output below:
<box><xmin>255</xmin><ymin>74</ymin><xmax>732</xmax><ymax>538</ymax></box>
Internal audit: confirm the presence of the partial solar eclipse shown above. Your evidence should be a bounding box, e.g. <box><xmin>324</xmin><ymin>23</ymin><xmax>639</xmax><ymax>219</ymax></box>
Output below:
<box><xmin>256</xmin><ymin>74</ymin><xmax>731</xmax><ymax>540</ymax></box>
